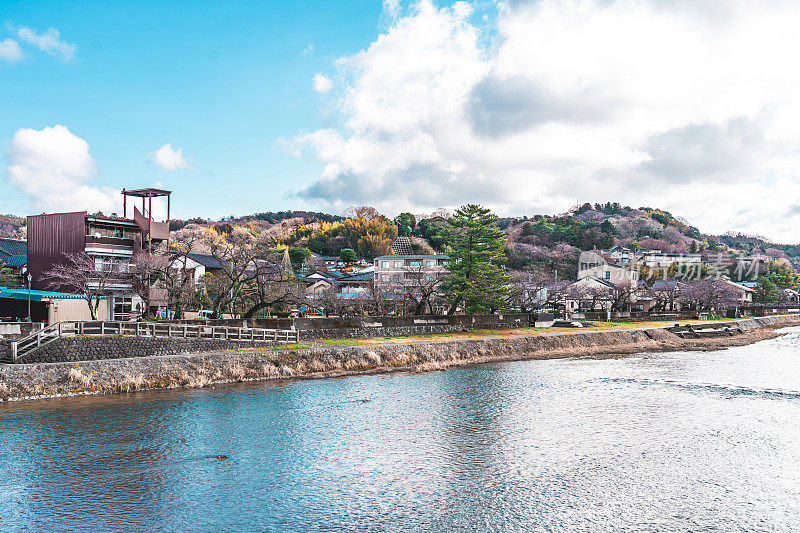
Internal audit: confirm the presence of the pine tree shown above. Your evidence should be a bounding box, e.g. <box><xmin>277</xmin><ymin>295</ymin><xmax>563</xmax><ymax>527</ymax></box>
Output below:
<box><xmin>441</xmin><ymin>204</ymin><xmax>513</xmax><ymax>314</ymax></box>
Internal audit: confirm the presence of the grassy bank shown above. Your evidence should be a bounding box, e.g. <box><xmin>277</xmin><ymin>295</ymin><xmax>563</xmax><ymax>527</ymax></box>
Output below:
<box><xmin>1</xmin><ymin>315</ymin><xmax>797</xmax><ymax>402</ymax></box>
<box><xmin>315</xmin><ymin>318</ymin><xmax>740</xmax><ymax>347</ymax></box>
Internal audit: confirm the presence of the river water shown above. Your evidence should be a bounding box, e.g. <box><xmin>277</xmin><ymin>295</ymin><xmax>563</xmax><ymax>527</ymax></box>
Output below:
<box><xmin>2</xmin><ymin>329</ymin><xmax>800</xmax><ymax>531</ymax></box>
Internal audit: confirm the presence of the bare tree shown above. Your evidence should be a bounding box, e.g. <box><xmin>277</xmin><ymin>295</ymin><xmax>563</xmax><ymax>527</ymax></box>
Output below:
<box><xmin>509</xmin><ymin>268</ymin><xmax>554</xmax><ymax>312</ymax></box>
<box><xmin>610</xmin><ymin>280</ymin><xmax>636</xmax><ymax>312</ymax></box>
<box><xmin>239</xmin><ymin>256</ymin><xmax>305</xmax><ymax>318</ymax></box>
<box><xmin>44</xmin><ymin>253</ymin><xmax>132</xmax><ymax>320</ymax></box>
<box><xmin>395</xmin><ymin>262</ymin><xmax>445</xmax><ymax>315</ymax></box>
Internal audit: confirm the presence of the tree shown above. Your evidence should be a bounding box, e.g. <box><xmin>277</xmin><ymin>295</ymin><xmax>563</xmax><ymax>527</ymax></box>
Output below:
<box><xmin>339</xmin><ymin>248</ymin><xmax>357</xmax><ymax>264</ymax></box>
<box><xmin>287</xmin><ymin>247</ymin><xmax>312</xmax><ymax>270</ymax></box>
<box><xmin>0</xmin><ymin>265</ymin><xmax>20</xmax><ymax>288</ymax></box>
<box><xmin>509</xmin><ymin>268</ymin><xmax>554</xmax><ymax>312</ymax></box>
<box><xmin>43</xmin><ymin>253</ymin><xmax>132</xmax><ymax>320</ymax></box>
<box><xmin>396</xmin><ymin>261</ymin><xmax>446</xmax><ymax>315</ymax></box>
<box><xmin>754</xmin><ymin>276</ymin><xmax>779</xmax><ymax>303</ymax></box>
<box><xmin>441</xmin><ymin>204</ymin><xmax>513</xmax><ymax>314</ymax></box>
<box><xmin>394</xmin><ymin>212</ymin><xmax>416</xmax><ymax>237</ymax></box>
<box><xmin>238</xmin><ymin>252</ymin><xmax>305</xmax><ymax>318</ymax></box>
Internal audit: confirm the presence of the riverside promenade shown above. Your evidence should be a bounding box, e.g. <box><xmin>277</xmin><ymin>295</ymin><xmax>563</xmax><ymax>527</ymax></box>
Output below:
<box><xmin>1</xmin><ymin>315</ymin><xmax>798</xmax><ymax>402</ymax></box>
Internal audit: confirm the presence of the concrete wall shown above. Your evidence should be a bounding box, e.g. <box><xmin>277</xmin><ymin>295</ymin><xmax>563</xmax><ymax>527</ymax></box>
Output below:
<box><xmin>48</xmin><ymin>298</ymin><xmax>111</xmax><ymax>323</ymax></box>
<box><xmin>0</xmin><ymin>322</ymin><xmax>45</xmax><ymax>340</ymax></box>
<box><xmin>16</xmin><ymin>336</ymin><xmax>283</xmax><ymax>364</ymax></box>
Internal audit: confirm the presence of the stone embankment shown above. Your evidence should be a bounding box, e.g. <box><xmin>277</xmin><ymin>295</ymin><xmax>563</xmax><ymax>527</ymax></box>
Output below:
<box><xmin>0</xmin><ymin>316</ymin><xmax>797</xmax><ymax>402</ymax></box>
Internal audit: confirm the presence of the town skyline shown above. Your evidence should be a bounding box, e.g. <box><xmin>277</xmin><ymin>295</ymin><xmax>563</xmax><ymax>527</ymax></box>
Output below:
<box><xmin>3</xmin><ymin>0</ymin><xmax>800</xmax><ymax>243</ymax></box>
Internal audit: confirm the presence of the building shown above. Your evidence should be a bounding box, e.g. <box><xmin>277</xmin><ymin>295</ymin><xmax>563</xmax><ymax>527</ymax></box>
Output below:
<box><xmin>171</xmin><ymin>252</ymin><xmax>226</xmax><ymax>287</ymax></box>
<box><xmin>601</xmin><ymin>246</ymin><xmax>635</xmax><ymax>265</ymax></box>
<box><xmin>577</xmin><ymin>251</ymin><xmax>639</xmax><ymax>284</ymax></box>
<box><xmin>26</xmin><ymin>187</ymin><xmax>171</xmax><ymax>320</ymax></box>
<box><xmin>0</xmin><ymin>238</ymin><xmax>27</xmax><ymax>286</ymax></box>
<box><xmin>637</xmin><ymin>251</ymin><xmax>702</xmax><ymax>269</ymax></box>
<box><xmin>0</xmin><ymin>287</ymin><xmax>109</xmax><ymax>323</ymax></box>
<box><xmin>373</xmin><ymin>254</ymin><xmax>448</xmax><ymax>288</ymax></box>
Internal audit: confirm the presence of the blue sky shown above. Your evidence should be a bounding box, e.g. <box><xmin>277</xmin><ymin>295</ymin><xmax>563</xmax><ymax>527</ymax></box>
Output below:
<box><xmin>3</xmin><ymin>0</ymin><xmax>800</xmax><ymax>242</ymax></box>
<box><xmin>1</xmin><ymin>0</ymin><xmax>385</xmax><ymax>219</ymax></box>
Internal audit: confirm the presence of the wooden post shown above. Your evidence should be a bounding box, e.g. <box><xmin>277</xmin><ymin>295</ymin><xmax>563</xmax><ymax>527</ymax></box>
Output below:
<box><xmin>11</xmin><ymin>341</ymin><xmax>17</xmax><ymax>363</ymax></box>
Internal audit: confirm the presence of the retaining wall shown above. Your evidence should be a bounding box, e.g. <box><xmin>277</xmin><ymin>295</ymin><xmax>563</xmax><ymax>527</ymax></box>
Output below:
<box><xmin>15</xmin><ymin>336</ymin><xmax>282</xmax><ymax>364</ymax></box>
<box><xmin>2</xmin><ymin>315</ymin><xmax>796</xmax><ymax>402</ymax></box>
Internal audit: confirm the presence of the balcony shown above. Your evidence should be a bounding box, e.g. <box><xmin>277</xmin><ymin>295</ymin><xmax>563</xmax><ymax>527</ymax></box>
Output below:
<box><xmin>85</xmin><ymin>235</ymin><xmax>135</xmax><ymax>247</ymax></box>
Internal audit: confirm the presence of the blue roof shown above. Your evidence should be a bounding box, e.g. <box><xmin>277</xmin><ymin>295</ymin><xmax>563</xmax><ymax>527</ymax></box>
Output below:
<box><xmin>339</xmin><ymin>272</ymin><xmax>374</xmax><ymax>282</ymax></box>
<box><xmin>1</xmin><ymin>254</ymin><xmax>27</xmax><ymax>267</ymax></box>
<box><xmin>0</xmin><ymin>288</ymin><xmax>86</xmax><ymax>301</ymax></box>
<box><xmin>186</xmin><ymin>252</ymin><xmax>224</xmax><ymax>269</ymax></box>
<box><xmin>0</xmin><ymin>238</ymin><xmax>27</xmax><ymax>256</ymax></box>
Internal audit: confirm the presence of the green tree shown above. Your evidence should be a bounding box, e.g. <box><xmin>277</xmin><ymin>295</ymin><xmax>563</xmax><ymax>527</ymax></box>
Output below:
<box><xmin>287</xmin><ymin>247</ymin><xmax>312</xmax><ymax>269</ymax></box>
<box><xmin>0</xmin><ymin>265</ymin><xmax>20</xmax><ymax>288</ymax></box>
<box><xmin>394</xmin><ymin>212</ymin><xmax>416</xmax><ymax>237</ymax></box>
<box><xmin>441</xmin><ymin>204</ymin><xmax>513</xmax><ymax>314</ymax></box>
<box><xmin>754</xmin><ymin>276</ymin><xmax>779</xmax><ymax>303</ymax></box>
<box><xmin>339</xmin><ymin>248</ymin><xmax>357</xmax><ymax>263</ymax></box>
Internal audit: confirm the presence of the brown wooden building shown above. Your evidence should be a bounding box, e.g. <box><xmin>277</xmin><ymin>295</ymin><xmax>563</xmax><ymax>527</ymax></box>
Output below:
<box><xmin>27</xmin><ymin>188</ymin><xmax>171</xmax><ymax>320</ymax></box>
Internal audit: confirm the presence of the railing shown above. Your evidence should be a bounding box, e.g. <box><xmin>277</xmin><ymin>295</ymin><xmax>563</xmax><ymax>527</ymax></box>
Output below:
<box><xmin>7</xmin><ymin>321</ymin><xmax>300</xmax><ymax>363</ymax></box>
<box><xmin>85</xmin><ymin>235</ymin><xmax>135</xmax><ymax>247</ymax></box>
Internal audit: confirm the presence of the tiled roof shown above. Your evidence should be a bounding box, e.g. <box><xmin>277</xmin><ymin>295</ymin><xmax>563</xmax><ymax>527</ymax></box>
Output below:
<box><xmin>339</xmin><ymin>272</ymin><xmax>374</xmax><ymax>282</ymax></box>
<box><xmin>1</xmin><ymin>254</ymin><xmax>27</xmax><ymax>267</ymax></box>
<box><xmin>0</xmin><ymin>238</ymin><xmax>27</xmax><ymax>256</ymax></box>
<box><xmin>0</xmin><ymin>288</ymin><xmax>85</xmax><ymax>301</ymax></box>
<box><xmin>186</xmin><ymin>252</ymin><xmax>225</xmax><ymax>269</ymax></box>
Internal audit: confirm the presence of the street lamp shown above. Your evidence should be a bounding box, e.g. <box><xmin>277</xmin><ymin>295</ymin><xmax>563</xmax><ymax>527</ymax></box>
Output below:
<box><xmin>26</xmin><ymin>271</ymin><xmax>32</xmax><ymax>322</ymax></box>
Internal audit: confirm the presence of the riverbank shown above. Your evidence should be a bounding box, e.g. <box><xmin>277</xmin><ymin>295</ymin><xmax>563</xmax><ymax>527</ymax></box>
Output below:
<box><xmin>1</xmin><ymin>315</ymin><xmax>798</xmax><ymax>402</ymax></box>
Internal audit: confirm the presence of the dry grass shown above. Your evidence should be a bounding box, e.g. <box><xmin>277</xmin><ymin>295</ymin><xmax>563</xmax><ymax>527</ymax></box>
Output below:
<box><xmin>68</xmin><ymin>367</ymin><xmax>93</xmax><ymax>388</ymax></box>
<box><xmin>315</xmin><ymin>318</ymin><xmax>744</xmax><ymax>346</ymax></box>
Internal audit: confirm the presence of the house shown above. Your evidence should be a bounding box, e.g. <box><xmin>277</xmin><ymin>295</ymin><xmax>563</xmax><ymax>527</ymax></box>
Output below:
<box><xmin>26</xmin><ymin>187</ymin><xmax>171</xmax><ymax>320</ymax></box>
<box><xmin>781</xmin><ymin>288</ymin><xmax>799</xmax><ymax>305</ymax></box>
<box><xmin>637</xmin><ymin>251</ymin><xmax>702</xmax><ymax>269</ymax></box>
<box><xmin>577</xmin><ymin>251</ymin><xmax>639</xmax><ymax>284</ymax></box>
<box><xmin>312</xmin><ymin>254</ymin><xmax>346</xmax><ymax>270</ymax></box>
<box><xmin>724</xmin><ymin>279</ymin><xmax>755</xmax><ymax>304</ymax></box>
<box><xmin>373</xmin><ymin>254</ymin><xmax>449</xmax><ymax>291</ymax></box>
<box><xmin>601</xmin><ymin>246</ymin><xmax>635</xmax><ymax>265</ymax></box>
<box><xmin>337</xmin><ymin>270</ymin><xmax>374</xmax><ymax>296</ymax></box>
<box><xmin>0</xmin><ymin>238</ymin><xmax>27</xmax><ymax>286</ymax></box>
<box><xmin>0</xmin><ymin>287</ymin><xmax>109</xmax><ymax>323</ymax></box>
<box><xmin>168</xmin><ymin>252</ymin><xmax>226</xmax><ymax>288</ymax></box>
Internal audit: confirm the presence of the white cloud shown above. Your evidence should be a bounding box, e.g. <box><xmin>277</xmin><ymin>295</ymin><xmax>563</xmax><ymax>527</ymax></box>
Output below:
<box><xmin>313</xmin><ymin>73</ymin><xmax>333</xmax><ymax>94</ymax></box>
<box><xmin>16</xmin><ymin>26</ymin><xmax>76</xmax><ymax>62</ymax></box>
<box><xmin>151</xmin><ymin>143</ymin><xmax>190</xmax><ymax>170</ymax></box>
<box><xmin>302</xmin><ymin>43</ymin><xmax>314</xmax><ymax>56</ymax></box>
<box><xmin>0</xmin><ymin>38</ymin><xmax>23</xmax><ymax>63</ymax></box>
<box><xmin>382</xmin><ymin>0</ymin><xmax>402</xmax><ymax>19</ymax></box>
<box><xmin>5</xmin><ymin>125</ymin><xmax>119</xmax><ymax>213</ymax></box>
<box><xmin>292</xmin><ymin>0</ymin><xmax>800</xmax><ymax>242</ymax></box>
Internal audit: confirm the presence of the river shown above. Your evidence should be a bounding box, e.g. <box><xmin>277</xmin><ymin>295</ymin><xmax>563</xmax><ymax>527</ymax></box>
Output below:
<box><xmin>2</xmin><ymin>328</ymin><xmax>800</xmax><ymax>531</ymax></box>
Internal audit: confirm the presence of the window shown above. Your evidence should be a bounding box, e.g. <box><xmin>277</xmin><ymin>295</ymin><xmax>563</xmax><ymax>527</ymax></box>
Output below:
<box><xmin>392</xmin><ymin>274</ymin><xmax>401</xmax><ymax>282</ymax></box>
<box><xmin>381</xmin><ymin>274</ymin><xmax>389</xmax><ymax>281</ymax></box>
<box><xmin>381</xmin><ymin>261</ymin><xmax>389</xmax><ymax>268</ymax></box>
<box><xmin>409</xmin><ymin>260</ymin><xmax>421</xmax><ymax>267</ymax></box>
<box><xmin>604</xmin><ymin>271</ymin><xmax>610</xmax><ymax>279</ymax></box>
<box><xmin>394</xmin><ymin>261</ymin><xmax>402</xmax><ymax>268</ymax></box>
<box><xmin>426</xmin><ymin>260</ymin><xmax>434</xmax><ymax>268</ymax></box>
